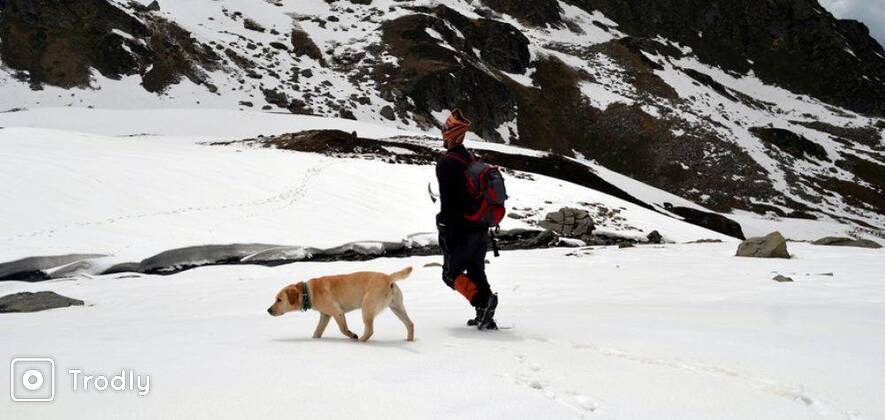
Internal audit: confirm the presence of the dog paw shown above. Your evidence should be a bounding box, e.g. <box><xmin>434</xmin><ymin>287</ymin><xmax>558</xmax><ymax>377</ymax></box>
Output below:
<box><xmin>347</xmin><ymin>332</ymin><xmax>359</xmax><ymax>340</ymax></box>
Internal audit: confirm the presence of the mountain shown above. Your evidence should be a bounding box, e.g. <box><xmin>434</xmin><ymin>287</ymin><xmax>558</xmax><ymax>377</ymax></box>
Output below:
<box><xmin>1</xmin><ymin>0</ymin><xmax>883</xmax><ymax>234</ymax></box>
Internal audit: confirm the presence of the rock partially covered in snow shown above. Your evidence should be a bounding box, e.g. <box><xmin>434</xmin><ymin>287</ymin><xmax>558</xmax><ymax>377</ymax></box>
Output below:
<box><xmin>772</xmin><ymin>275</ymin><xmax>794</xmax><ymax>283</ymax></box>
<box><xmin>811</xmin><ymin>237</ymin><xmax>882</xmax><ymax>249</ymax></box>
<box><xmin>646</xmin><ymin>230</ymin><xmax>663</xmax><ymax>244</ymax></box>
<box><xmin>539</xmin><ymin>207</ymin><xmax>594</xmax><ymax>238</ymax></box>
<box><xmin>736</xmin><ymin>232</ymin><xmax>790</xmax><ymax>259</ymax></box>
<box><xmin>0</xmin><ymin>291</ymin><xmax>84</xmax><ymax>313</ymax></box>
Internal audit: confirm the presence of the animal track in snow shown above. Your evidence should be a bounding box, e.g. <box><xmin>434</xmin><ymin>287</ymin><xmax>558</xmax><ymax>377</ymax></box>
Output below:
<box><xmin>569</xmin><ymin>341</ymin><xmax>858</xmax><ymax>418</ymax></box>
<box><xmin>508</xmin><ymin>352</ymin><xmax>599</xmax><ymax>416</ymax></box>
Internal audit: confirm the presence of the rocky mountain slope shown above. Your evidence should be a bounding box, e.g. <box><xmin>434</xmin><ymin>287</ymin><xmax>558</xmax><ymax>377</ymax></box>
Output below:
<box><xmin>1</xmin><ymin>0</ymin><xmax>883</xmax><ymax>233</ymax></box>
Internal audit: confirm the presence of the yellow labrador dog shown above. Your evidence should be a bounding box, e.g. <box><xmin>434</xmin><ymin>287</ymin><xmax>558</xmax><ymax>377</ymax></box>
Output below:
<box><xmin>267</xmin><ymin>267</ymin><xmax>414</xmax><ymax>342</ymax></box>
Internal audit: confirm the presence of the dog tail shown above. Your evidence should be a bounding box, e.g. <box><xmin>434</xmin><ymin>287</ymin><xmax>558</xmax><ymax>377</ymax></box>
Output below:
<box><xmin>388</xmin><ymin>266</ymin><xmax>413</xmax><ymax>282</ymax></box>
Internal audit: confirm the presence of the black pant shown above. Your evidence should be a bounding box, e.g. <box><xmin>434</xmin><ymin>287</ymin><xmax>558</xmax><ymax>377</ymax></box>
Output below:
<box><xmin>440</xmin><ymin>229</ymin><xmax>491</xmax><ymax>307</ymax></box>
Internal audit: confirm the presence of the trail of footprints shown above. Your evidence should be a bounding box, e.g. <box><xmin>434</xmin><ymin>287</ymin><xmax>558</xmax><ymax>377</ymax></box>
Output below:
<box><xmin>503</xmin><ymin>350</ymin><xmax>600</xmax><ymax>416</ymax></box>
<box><xmin>501</xmin><ymin>335</ymin><xmax>860</xmax><ymax>419</ymax></box>
<box><xmin>4</xmin><ymin>162</ymin><xmax>332</xmax><ymax>243</ymax></box>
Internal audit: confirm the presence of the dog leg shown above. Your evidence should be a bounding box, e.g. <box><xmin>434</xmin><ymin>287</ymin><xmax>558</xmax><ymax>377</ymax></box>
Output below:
<box><xmin>389</xmin><ymin>285</ymin><xmax>415</xmax><ymax>342</ymax></box>
<box><xmin>313</xmin><ymin>313</ymin><xmax>331</xmax><ymax>339</ymax></box>
<box><xmin>359</xmin><ymin>308</ymin><xmax>376</xmax><ymax>342</ymax></box>
<box><xmin>334</xmin><ymin>314</ymin><xmax>358</xmax><ymax>340</ymax></box>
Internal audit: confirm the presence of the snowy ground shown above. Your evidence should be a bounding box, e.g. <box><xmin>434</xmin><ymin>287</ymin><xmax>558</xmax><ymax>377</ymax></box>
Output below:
<box><xmin>2</xmin><ymin>243</ymin><xmax>884</xmax><ymax>419</ymax></box>
<box><xmin>2</xmin><ymin>109</ymin><xmax>883</xmax><ymax>419</ymax></box>
<box><xmin>0</xmin><ymin>109</ymin><xmax>734</xmax><ymax>265</ymax></box>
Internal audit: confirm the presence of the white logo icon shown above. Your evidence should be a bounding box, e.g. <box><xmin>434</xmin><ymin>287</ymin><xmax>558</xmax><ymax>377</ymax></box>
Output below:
<box><xmin>10</xmin><ymin>358</ymin><xmax>55</xmax><ymax>402</ymax></box>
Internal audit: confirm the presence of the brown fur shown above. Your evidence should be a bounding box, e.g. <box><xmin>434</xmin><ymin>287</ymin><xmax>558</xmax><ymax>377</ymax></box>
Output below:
<box><xmin>267</xmin><ymin>267</ymin><xmax>414</xmax><ymax>342</ymax></box>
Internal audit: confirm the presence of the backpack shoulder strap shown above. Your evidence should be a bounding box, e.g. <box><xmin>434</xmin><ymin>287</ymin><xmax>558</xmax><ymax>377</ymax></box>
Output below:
<box><xmin>445</xmin><ymin>152</ymin><xmax>474</xmax><ymax>167</ymax></box>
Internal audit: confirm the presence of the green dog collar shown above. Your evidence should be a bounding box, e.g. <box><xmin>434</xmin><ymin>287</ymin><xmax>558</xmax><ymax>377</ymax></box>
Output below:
<box><xmin>301</xmin><ymin>283</ymin><xmax>312</xmax><ymax>311</ymax></box>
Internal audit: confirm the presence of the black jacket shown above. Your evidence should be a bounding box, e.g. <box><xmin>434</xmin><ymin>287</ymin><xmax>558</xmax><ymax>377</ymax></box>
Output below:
<box><xmin>436</xmin><ymin>144</ymin><xmax>485</xmax><ymax>237</ymax></box>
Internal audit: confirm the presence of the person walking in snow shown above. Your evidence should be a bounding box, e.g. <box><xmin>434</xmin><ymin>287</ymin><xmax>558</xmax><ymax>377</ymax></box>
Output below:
<box><xmin>436</xmin><ymin>109</ymin><xmax>499</xmax><ymax>330</ymax></box>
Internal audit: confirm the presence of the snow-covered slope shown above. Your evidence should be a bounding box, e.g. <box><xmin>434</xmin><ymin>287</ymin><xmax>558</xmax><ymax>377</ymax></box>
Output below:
<box><xmin>2</xmin><ymin>0</ymin><xmax>883</xmax><ymax>234</ymax></box>
<box><xmin>1</xmin><ymin>243</ymin><xmax>883</xmax><ymax>419</ymax></box>
<box><xmin>1</xmin><ymin>105</ymin><xmax>883</xmax><ymax>420</ymax></box>
<box><xmin>0</xmin><ymin>109</ymin><xmax>733</xmax><ymax>266</ymax></box>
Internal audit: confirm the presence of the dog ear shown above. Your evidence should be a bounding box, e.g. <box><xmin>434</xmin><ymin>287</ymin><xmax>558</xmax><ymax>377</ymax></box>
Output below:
<box><xmin>285</xmin><ymin>284</ymin><xmax>301</xmax><ymax>306</ymax></box>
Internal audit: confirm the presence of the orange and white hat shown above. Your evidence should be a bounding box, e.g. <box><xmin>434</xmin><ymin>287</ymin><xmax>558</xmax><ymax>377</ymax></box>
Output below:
<box><xmin>442</xmin><ymin>109</ymin><xmax>471</xmax><ymax>145</ymax></box>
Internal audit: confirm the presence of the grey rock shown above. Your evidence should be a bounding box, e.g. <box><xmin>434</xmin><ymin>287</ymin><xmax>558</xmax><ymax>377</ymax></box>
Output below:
<box><xmin>736</xmin><ymin>232</ymin><xmax>790</xmax><ymax>258</ymax></box>
<box><xmin>540</xmin><ymin>207</ymin><xmax>594</xmax><ymax>238</ymax></box>
<box><xmin>380</xmin><ymin>105</ymin><xmax>396</xmax><ymax>120</ymax></box>
<box><xmin>646</xmin><ymin>230</ymin><xmax>663</xmax><ymax>244</ymax></box>
<box><xmin>772</xmin><ymin>275</ymin><xmax>793</xmax><ymax>283</ymax></box>
<box><xmin>811</xmin><ymin>237</ymin><xmax>882</xmax><ymax>249</ymax></box>
<box><xmin>0</xmin><ymin>253</ymin><xmax>108</xmax><ymax>281</ymax></box>
<box><xmin>618</xmin><ymin>242</ymin><xmax>635</xmax><ymax>249</ymax></box>
<box><xmin>0</xmin><ymin>291</ymin><xmax>84</xmax><ymax>313</ymax></box>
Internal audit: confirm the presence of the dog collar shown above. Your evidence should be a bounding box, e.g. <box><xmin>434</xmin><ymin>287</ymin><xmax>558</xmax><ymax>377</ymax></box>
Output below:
<box><xmin>301</xmin><ymin>283</ymin><xmax>312</xmax><ymax>312</ymax></box>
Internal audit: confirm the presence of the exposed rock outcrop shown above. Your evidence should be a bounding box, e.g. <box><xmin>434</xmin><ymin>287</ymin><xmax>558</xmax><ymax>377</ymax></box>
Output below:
<box><xmin>750</xmin><ymin>127</ymin><xmax>829</xmax><ymax>162</ymax></box>
<box><xmin>564</xmin><ymin>0</ymin><xmax>885</xmax><ymax>116</ymax></box>
<box><xmin>0</xmin><ymin>0</ymin><xmax>221</xmax><ymax>93</ymax></box>
<box><xmin>736</xmin><ymin>232</ymin><xmax>790</xmax><ymax>258</ymax></box>
<box><xmin>811</xmin><ymin>237</ymin><xmax>882</xmax><ymax>249</ymax></box>
<box><xmin>772</xmin><ymin>275</ymin><xmax>794</xmax><ymax>283</ymax></box>
<box><xmin>539</xmin><ymin>208</ymin><xmax>595</xmax><ymax>238</ymax></box>
<box><xmin>0</xmin><ymin>291</ymin><xmax>84</xmax><ymax>313</ymax></box>
<box><xmin>667</xmin><ymin>206</ymin><xmax>745</xmax><ymax>240</ymax></box>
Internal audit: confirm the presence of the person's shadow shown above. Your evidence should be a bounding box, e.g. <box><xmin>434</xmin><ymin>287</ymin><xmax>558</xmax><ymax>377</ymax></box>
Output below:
<box><xmin>445</xmin><ymin>326</ymin><xmax>524</xmax><ymax>342</ymax></box>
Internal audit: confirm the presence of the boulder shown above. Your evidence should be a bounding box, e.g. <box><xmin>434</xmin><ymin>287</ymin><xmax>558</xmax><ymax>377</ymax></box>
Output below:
<box><xmin>539</xmin><ymin>207</ymin><xmax>594</xmax><ymax>238</ymax></box>
<box><xmin>380</xmin><ymin>105</ymin><xmax>396</xmax><ymax>121</ymax></box>
<box><xmin>811</xmin><ymin>237</ymin><xmax>882</xmax><ymax>249</ymax></box>
<box><xmin>0</xmin><ymin>291</ymin><xmax>84</xmax><ymax>313</ymax></box>
<box><xmin>646</xmin><ymin>230</ymin><xmax>663</xmax><ymax>244</ymax></box>
<box><xmin>772</xmin><ymin>275</ymin><xmax>793</xmax><ymax>283</ymax></box>
<box><xmin>736</xmin><ymin>232</ymin><xmax>790</xmax><ymax>258</ymax></box>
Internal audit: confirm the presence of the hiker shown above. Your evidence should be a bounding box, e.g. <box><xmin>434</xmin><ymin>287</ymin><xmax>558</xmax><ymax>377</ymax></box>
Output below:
<box><xmin>436</xmin><ymin>109</ymin><xmax>500</xmax><ymax>330</ymax></box>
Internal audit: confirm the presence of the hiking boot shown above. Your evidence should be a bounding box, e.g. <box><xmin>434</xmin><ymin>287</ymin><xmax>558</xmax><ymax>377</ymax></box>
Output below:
<box><xmin>466</xmin><ymin>307</ymin><xmax>482</xmax><ymax>327</ymax></box>
<box><xmin>467</xmin><ymin>316</ymin><xmax>498</xmax><ymax>330</ymax></box>
<box><xmin>476</xmin><ymin>293</ymin><xmax>498</xmax><ymax>330</ymax></box>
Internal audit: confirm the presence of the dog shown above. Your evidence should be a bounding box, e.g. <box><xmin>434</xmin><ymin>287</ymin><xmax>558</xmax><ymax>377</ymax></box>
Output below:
<box><xmin>267</xmin><ymin>267</ymin><xmax>414</xmax><ymax>342</ymax></box>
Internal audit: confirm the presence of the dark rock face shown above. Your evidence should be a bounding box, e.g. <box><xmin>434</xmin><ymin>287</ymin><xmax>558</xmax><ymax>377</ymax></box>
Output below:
<box><xmin>291</xmin><ymin>28</ymin><xmax>324</xmax><ymax>64</ymax></box>
<box><xmin>481</xmin><ymin>0</ymin><xmax>563</xmax><ymax>28</ymax></box>
<box><xmin>379</xmin><ymin>6</ymin><xmax>530</xmax><ymax>141</ymax></box>
<box><xmin>0</xmin><ymin>291</ymin><xmax>84</xmax><ymax>313</ymax></box>
<box><xmin>794</xmin><ymin>121</ymin><xmax>882</xmax><ymax>150</ymax></box>
<box><xmin>0</xmin><ymin>0</ymin><xmax>148</xmax><ymax>88</ymax></box>
<box><xmin>750</xmin><ymin>127</ymin><xmax>829</xmax><ymax>162</ymax></box>
<box><xmin>646</xmin><ymin>230</ymin><xmax>663</xmax><ymax>244</ymax></box>
<box><xmin>811</xmin><ymin>237</ymin><xmax>882</xmax><ymax>249</ymax></box>
<box><xmin>736</xmin><ymin>232</ymin><xmax>790</xmax><ymax>258</ymax></box>
<box><xmin>0</xmin><ymin>0</ymin><xmax>221</xmax><ymax>92</ymax></box>
<box><xmin>668</xmin><ymin>206</ymin><xmax>745</xmax><ymax>239</ymax></box>
<box><xmin>564</xmin><ymin>0</ymin><xmax>885</xmax><ymax>117</ymax></box>
<box><xmin>835</xmin><ymin>154</ymin><xmax>885</xmax><ymax>193</ymax></box>
<box><xmin>384</xmin><ymin>14</ymin><xmax>774</xmax><ymax>213</ymax></box>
